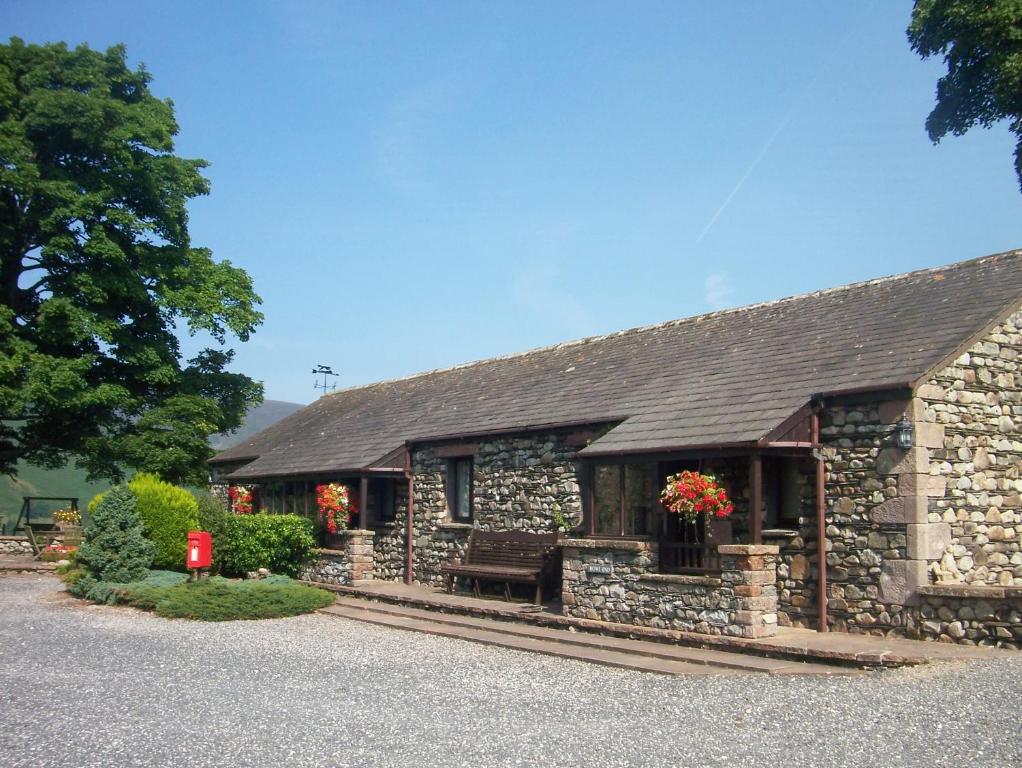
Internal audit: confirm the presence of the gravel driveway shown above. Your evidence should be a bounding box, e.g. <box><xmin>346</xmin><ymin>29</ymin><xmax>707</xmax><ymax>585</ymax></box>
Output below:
<box><xmin>1</xmin><ymin>574</ymin><xmax>1019</xmax><ymax>768</ymax></box>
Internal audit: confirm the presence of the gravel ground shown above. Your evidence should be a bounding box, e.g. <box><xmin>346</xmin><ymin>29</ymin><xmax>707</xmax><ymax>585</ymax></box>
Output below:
<box><xmin>1</xmin><ymin>574</ymin><xmax>1019</xmax><ymax>768</ymax></box>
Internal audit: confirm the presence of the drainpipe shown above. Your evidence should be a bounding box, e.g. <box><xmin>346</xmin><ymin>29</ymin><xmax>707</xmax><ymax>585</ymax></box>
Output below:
<box><xmin>404</xmin><ymin>446</ymin><xmax>415</xmax><ymax>585</ymax></box>
<box><xmin>811</xmin><ymin>404</ymin><xmax>829</xmax><ymax>633</ymax></box>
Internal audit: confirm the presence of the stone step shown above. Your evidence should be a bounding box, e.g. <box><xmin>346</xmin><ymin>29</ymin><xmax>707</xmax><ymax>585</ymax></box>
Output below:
<box><xmin>323</xmin><ymin>602</ymin><xmax>740</xmax><ymax>676</ymax></box>
<box><xmin>322</xmin><ymin>598</ymin><xmax>858</xmax><ymax>676</ymax></box>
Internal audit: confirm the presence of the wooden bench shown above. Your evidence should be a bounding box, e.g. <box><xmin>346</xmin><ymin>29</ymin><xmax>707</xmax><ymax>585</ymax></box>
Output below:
<box><xmin>441</xmin><ymin>530</ymin><xmax>559</xmax><ymax>604</ymax></box>
<box><xmin>23</xmin><ymin>523</ymin><xmax>62</xmax><ymax>560</ymax></box>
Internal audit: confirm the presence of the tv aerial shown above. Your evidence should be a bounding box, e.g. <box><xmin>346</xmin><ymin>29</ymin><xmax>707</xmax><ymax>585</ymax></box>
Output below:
<box><xmin>312</xmin><ymin>364</ymin><xmax>338</xmax><ymax>395</ymax></box>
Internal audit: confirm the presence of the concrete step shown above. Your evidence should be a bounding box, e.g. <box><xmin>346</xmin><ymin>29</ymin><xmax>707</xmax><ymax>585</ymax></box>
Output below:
<box><xmin>321</xmin><ymin>597</ymin><xmax>858</xmax><ymax>677</ymax></box>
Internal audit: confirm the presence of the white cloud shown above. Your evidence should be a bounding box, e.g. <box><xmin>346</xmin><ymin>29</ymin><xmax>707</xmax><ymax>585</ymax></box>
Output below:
<box><xmin>508</xmin><ymin>221</ymin><xmax>599</xmax><ymax>340</ymax></box>
<box><xmin>704</xmin><ymin>272</ymin><xmax>734</xmax><ymax>311</ymax></box>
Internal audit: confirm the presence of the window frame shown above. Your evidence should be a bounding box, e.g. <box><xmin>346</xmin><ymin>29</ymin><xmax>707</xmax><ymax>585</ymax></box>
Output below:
<box><xmin>446</xmin><ymin>457</ymin><xmax>474</xmax><ymax>523</ymax></box>
<box><xmin>585</xmin><ymin>461</ymin><xmax>656</xmax><ymax>538</ymax></box>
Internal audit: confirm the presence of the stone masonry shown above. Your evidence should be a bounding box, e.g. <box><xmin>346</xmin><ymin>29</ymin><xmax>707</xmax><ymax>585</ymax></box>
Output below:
<box><xmin>783</xmin><ymin>397</ymin><xmax>944</xmax><ymax>637</ymax></box>
<box><xmin>561</xmin><ymin>539</ymin><xmax>778</xmax><ymax>638</ymax></box>
<box><xmin>917</xmin><ymin>584</ymin><xmax>1022</xmax><ymax>648</ymax></box>
<box><xmin>411</xmin><ymin>431</ymin><xmax>583</xmax><ymax>585</ymax></box>
<box><xmin>0</xmin><ymin>536</ymin><xmax>33</xmax><ymax>556</ymax></box>
<box><xmin>917</xmin><ymin>309</ymin><xmax>1022</xmax><ymax>589</ymax></box>
<box><xmin>300</xmin><ymin>529</ymin><xmax>374</xmax><ymax>586</ymax></box>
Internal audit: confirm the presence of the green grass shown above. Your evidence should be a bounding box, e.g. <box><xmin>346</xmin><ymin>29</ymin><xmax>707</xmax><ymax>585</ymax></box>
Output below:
<box><xmin>118</xmin><ymin>575</ymin><xmax>334</xmax><ymax>621</ymax></box>
<box><xmin>2</xmin><ymin>399</ymin><xmax>303</xmax><ymax>531</ymax></box>
<box><xmin>0</xmin><ymin>460</ymin><xmax>110</xmax><ymax>531</ymax></box>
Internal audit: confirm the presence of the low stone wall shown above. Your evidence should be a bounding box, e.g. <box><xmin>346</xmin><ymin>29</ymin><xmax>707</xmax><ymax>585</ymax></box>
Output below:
<box><xmin>0</xmin><ymin>536</ymin><xmax>32</xmax><ymax>555</ymax></box>
<box><xmin>299</xmin><ymin>529</ymin><xmax>375</xmax><ymax>586</ymax></box>
<box><xmin>917</xmin><ymin>584</ymin><xmax>1022</xmax><ymax>648</ymax></box>
<box><xmin>560</xmin><ymin>539</ymin><xmax>778</xmax><ymax>638</ymax></box>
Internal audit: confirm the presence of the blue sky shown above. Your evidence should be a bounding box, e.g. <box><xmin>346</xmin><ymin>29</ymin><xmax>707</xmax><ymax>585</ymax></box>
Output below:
<box><xmin>5</xmin><ymin>1</ymin><xmax>1022</xmax><ymax>405</ymax></box>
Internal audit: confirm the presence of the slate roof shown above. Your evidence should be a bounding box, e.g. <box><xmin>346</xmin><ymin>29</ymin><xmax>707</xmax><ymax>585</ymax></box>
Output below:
<box><xmin>214</xmin><ymin>250</ymin><xmax>1022</xmax><ymax>480</ymax></box>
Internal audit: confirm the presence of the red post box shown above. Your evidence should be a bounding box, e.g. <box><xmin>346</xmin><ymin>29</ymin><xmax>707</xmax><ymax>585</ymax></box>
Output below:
<box><xmin>186</xmin><ymin>531</ymin><xmax>212</xmax><ymax>570</ymax></box>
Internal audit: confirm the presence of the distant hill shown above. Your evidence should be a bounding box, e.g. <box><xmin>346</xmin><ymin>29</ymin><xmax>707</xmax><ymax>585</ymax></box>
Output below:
<box><xmin>208</xmin><ymin>399</ymin><xmax>304</xmax><ymax>451</ymax></box>
<box><xmin>0</xmin><ymin>399</ymin><xmax>304</xmax><ymax>532</ymax></box>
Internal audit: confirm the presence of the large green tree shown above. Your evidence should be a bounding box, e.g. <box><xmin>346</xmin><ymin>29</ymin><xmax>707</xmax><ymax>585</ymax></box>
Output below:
<box><xmin>908</xmin><ymin>1</ymin><xmax>1022</xmax><ymax>191</ymax></box>
<box><xmin>0</xmin><ymin>39</ymin><xmax>263</xmax><ymax>485</ymax></box>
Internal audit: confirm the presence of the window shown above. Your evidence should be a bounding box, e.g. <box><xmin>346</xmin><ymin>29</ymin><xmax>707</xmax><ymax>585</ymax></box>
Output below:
<box><xmin>589</xmin><ymin>462</ymin><xmax>655</xmax><ymax>536</ymax></box>
<box><xmin>593</xmin><ymin>465</ymin><xmax>621</xmax><ymax>535</ymax></box>
<box><xmin>764</xmin><ymin>457</ymin><xmax>803</xmax><ymax>528</ymax></box>
<box><xmin>446</xmin><ymin>458</ymin><xmax>473</xmax><ymax>522</ymax></box>
<box><xmin>369</xmin><ymin>479</ymin><xmax>396</xmax><ymax>524</ymax></box>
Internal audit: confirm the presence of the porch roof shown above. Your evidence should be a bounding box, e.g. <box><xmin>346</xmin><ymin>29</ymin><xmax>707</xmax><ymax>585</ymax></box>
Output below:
<box><xmin>215</xmin><ymin>250</ymin><xmax>1022</xmax><ymax>480</ymax></box>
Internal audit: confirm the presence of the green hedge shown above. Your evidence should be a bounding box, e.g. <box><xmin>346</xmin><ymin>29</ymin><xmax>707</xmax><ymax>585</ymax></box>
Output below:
<box><xmin>194</xmin><ymin>493</ymin><xmax>230</xmax><ymax>574</ymax></box>
<box><xmin>219</xmin><ymin>514</ymin><xmax>317</xmax><ymax>578</ymax></box>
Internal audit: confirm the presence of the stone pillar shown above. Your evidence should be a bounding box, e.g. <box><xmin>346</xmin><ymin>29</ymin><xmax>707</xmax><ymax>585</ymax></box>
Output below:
<box><xmin>300</xmin><ymin>529</ymin><xmax>376</xmax><ymax>586</ymax></box>
<box><xmin>718</xmin><ymin>544</ymin><xmax>779</xmax><ymax>638</ymax></box>
<box><xmin>345</xmin><ymin>529</ymin><xmax>375</xmax><ymax>582</ymax></box>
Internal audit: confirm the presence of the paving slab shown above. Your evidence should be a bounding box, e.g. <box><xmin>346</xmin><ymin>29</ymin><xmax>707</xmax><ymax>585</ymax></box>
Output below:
<box><xmin>0</xmin><ymin>555</ymin><xmax>55</xmax><ymax>572</ymax></box>
<box><xmin>323</xmin><ymin>597</ymin><xmax>858</xmax><ymax>676</ymax></box>
<box><xmin>313</xmin><ymin>578</ymin><xmax>1013</xmax><ymax>668</ymax></box>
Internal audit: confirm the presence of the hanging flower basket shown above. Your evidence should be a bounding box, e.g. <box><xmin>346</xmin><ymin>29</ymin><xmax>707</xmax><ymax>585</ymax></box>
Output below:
<box><xmin>316</xmin><ymin>483</ymin><xmax>357</xmax><ymax>535</ymax></box>
<box><xmin>660</xmin><ymin>471</ymin><xmax>734</xmax><ymax>522</ymax></box>
<box><xmin>228</xmin><ymin>485</ymin><xmax>254</xmax><ymax>515</ymax></box>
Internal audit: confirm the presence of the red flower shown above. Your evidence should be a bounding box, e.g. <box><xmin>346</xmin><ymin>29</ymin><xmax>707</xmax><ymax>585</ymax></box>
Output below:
<box><xmin>228</xmin><ymin>485</ymin><xmax>253</xmax><ymax>514</ymax></box>
<box><xmin>316</xmin><ymin>483</ymin><xmax>356</xmax><ymax>534</ymax></box>
<box><xmin>660</xmin><ymin>471</ymin><xmax>733</xmax><ymax>521</ymax></box>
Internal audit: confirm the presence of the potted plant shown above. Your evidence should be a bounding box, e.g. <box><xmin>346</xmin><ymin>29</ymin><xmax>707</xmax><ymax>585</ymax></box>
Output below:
<box><xmin>53</xmin><ymin>507</ymin><xmax>83</xmax><ymax>546</ymax></box>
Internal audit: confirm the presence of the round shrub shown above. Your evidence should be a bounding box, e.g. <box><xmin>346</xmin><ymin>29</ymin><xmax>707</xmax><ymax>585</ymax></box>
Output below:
<box><xmin>75</xmin><ymin>485</ymin><xmax>154</xmax><ymax>584</ymax></box>
<box><xmin>220</xmin><ymin>514</ymin><xmax>317</xmax><ymax>578</ymax></box>
<box><xmin>130</xmin><ymin>474</ymin><xmax>200</xmax><ymax>570</ymax></box>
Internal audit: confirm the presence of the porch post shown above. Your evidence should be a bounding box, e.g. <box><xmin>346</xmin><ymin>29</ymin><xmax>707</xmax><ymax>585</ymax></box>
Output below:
<box><xmin>749</xmin><ymin>453</ymin><xmax>762</xmax><ymax>544</ymax></box>
<box><xmin>359</xmin><ymin>476</ymin><xmax>369</xmax><ymax>530</ymax></box>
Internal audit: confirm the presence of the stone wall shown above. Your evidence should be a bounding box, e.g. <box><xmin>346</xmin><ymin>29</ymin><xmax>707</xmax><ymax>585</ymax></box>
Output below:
<box><xmin>0</xmin><ymin>536</ymin><xmax>32</xmax><ymax>556</ymax></box>
<box><xmin>806</xmin><ymin>397</ymin><xmax>945</xmax><ymax>637</ymax></box>
<box><xmin>918</xmin><ymin>584</ymin><xmax>1022</xmax><ymax>648</ymax></box>
<box><xmin>299</xmin><ymin>548</ymin><xmax>350</xmax><ymax>585</ymax></box>
<box><xmin>411</xmin><ymin>431</ymin><xmax>583</xmax><ymax>585</ymax></box>
<box><xmin>561</xmin><ymin>539</ymin><xmax>778</xmax><ymax>638</ymax></box>
<box><xmin>373</xmin><ymin>483</ymin><xmax>409</xmax><ymax>582</ymax></box>
<box><xmin>299</xmin><ymin>529</ymin><xmax>374</xmax><ymax>586</ymax></box>
<box><xmin>917</xmin><ymin>309</ymin><xmax>1022</xmax><ymax>589</ymax></box>
<box><xmin>208</xmin><ymin>460</ymin><xmax>250</xmax><ymax>506</ymax></box>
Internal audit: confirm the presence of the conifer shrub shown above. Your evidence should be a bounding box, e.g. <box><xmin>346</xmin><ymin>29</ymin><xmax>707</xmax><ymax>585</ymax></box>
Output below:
<box><xmin>73</xmin><ymin>486</ymin><xmax>154</xmax><ymax>600</ymax></box>
<box><xmin>219</xmin><ymin>514</ymin><xmax>317</xmax><ymax>578</ymax></box>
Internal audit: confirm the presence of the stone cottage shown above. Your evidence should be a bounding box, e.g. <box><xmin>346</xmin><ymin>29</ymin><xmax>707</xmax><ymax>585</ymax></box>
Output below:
<box><xmin>210</xmin><ymin>250</ymin><xmax>1022</xmax><ymax>647</ymax></box>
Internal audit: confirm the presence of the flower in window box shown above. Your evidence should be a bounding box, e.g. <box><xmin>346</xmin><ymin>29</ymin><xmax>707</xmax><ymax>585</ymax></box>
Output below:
<box><xmin>660</xmin><ymin>471</ymin><xmax>734</xmax><ymax>521</ymax></box>
<box><xmin>228</xmin><ymin>485</ymin><xmax>254</xmax><ymax>515</ymax></box>
<box><xmin>316</xmin><ymin>483</ymin><xmax>357</xmax><ymax>534</ymax></box>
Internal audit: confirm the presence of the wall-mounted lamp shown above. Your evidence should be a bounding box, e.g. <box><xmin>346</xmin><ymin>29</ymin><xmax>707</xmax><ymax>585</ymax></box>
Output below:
<box><xmin>895</xmin><ymin>416</ymin><xmax>914</xmax><ymax>450</ymax></box>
